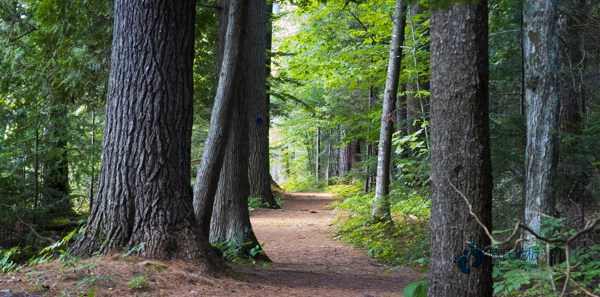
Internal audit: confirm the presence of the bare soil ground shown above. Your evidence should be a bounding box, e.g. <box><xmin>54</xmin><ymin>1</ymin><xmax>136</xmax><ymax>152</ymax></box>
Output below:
<box><xmin>0</xmin><ymin>193</ymin><xmax>417</xmax><ymax>297</ymax></box>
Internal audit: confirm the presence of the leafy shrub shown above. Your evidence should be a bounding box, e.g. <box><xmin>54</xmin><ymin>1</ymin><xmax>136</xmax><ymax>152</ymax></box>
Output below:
<box><xmin>0</xmin><ymin>247</ymin><xmax>19</xmax><ymax>272</ymax></box>
<box><xmin>493</xmin><ymin>243</ymin><xmax>600</xmax><ymax>296</ymax></box>
<box><xmin>248</xmin><ymin>195</ymin><xmax>284</xmax><ymax>210</ymax></box>
<box><xmin>212</xmin><ymin>240</ymin><xmax>267</xmax><ymax>264</ymax></box>
<box><xmin>404</xmin><ymin>279</ymin><xmax>428</xmax><ymax>297</ymax></box>
<box><xmin>330</xmin><ymin>183</ymin><xmax>430</xmax><ymax>266</ymax></box>
<box><xmin>127</xmin><ymin>274</ymin><xmax>148</xmax><ymax>290</ymax></box>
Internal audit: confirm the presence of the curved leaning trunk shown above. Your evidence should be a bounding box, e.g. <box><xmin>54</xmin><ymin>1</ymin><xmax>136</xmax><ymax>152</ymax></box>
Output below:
<box><xmin>209</xmin><ymin>0</ymin><xmax>266</xmax><ymax>258</ymax></box>
<box><xmin>193</xmin><ymin>0</ymin><xmax>244</xmax><ymax>236</ymax></box>
<box><xmin>72</xmin><ymin>0</ymin><xmax>218</xmax><ymax>271</ymax></box>
<box><xmin>371</xmin><ymin>0</ymin><xmax>406</xmax><ymax>222</ymax></box>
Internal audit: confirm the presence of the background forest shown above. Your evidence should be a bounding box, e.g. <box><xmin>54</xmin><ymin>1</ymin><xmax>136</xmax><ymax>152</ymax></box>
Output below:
<box><xmin>0</xmin><ymin>0</ymin><xmax>599</xmax><ymax>296</ymax></box>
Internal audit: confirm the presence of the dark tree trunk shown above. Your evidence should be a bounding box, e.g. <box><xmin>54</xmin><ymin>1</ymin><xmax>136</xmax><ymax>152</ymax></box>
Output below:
<box><xmin>557</xmin><ymin>0</ymin><xmax>591</xmax><ymax>246</ymax></box>
<box><xmin>428</xmin><ymin>2</ymin><xmax>493</xmax><ymax>297</ymax></box>
<box><xmin>210</xmin><ymin>72</ymin><xmax>258</xmax><ymax>249</ymax></box>
<box><xmin>339</xmin><ymin>137</ymin><xmax>352</xmax><ymax>176</ymax></box>
<box><xmin>371</xmin><ymin>0</ymin><xmax>406</xmax><ymax>222</ymax></box>
<box><xmin>193</xmin><ymin>0</ymin><xmax>244</xmax><ymax>236</ymax></box>
<box><xmin>351</xmin><ymin>139</ymin><xmax>362</xmax><ymax>169</ymax></box>
<box><xmin>248</xmin><ymin>0</ymin><xmax>278</xmax><ymax>208</ymax></box>
<box><xmin>43</xmin><ymin>101</ymin><xmax>71</xmax><ymax>216</ymax></box>
<box><xmin>522</xmin><ymin>0</ymin><xmax>560</xmax><ymax>253</ymax></box>
<box><xmin>72</xmin><ymin>0</ymin><xmax>217</xmax><ymax>270</ymax></box>
<box><xmin>209</xmin><ymin>0</ymin><xmax>265</xmax><ymax>256</ymax></box>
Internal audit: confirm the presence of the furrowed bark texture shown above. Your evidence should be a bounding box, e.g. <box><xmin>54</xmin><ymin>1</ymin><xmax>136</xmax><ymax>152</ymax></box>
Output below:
<box><xmin>193</xmin><ymin>0</ymin><xmax>244</xmax><ymax>236</ymax></box>
<box><xmin>428</xmin><ymin>2</ymin><xmax>493</xmax><ymax>297</ymax></box>
<box><xmin>210</xmin><ymin>0</ymin><xmax>261</xmax><ymax>252</ymax></box>
<box><xmin>523</xmin><ymin>0</ymin><xmax>560</xmax><ymax>251</ymax></box>
<box><xmin>248</xmin><ymin>0</ymin><xmax>278</xmax><ymax>208</ymax></box>
<box><xmin>210</xmin><ymin>83</ymin><xmax>258</xmax><ymax>248</ymax></box>
<box><xmin>371</xmin><ymin>0</ymin><xmax>406</xmax><ymax>222</ymax></box>
<box><xmin>72</xmin><ymin>0</ymin><xmax>217</xmax><ymax>269</ymax></box>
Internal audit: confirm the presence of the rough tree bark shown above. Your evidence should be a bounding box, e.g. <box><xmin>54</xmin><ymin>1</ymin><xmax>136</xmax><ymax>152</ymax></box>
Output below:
<box><xmin>193</xmin><ymin>0</ymin><xmax>244</xmax><ymax>236</ymax></box>
<box><xmin>72</xmin><ymin>0</ymin><xmax>218</xmax><ymax>270</ymax></box>
<box><xmin>428</xmin><ymin>2</ymin><xmax>493</xmax><ymax>297</ymax></box>
<box><xmin>371</xmin><ymin>0</ymin><xmax>406</xmax><ymax>222</ymax></box>
<box><xmin>209</xmin><ymin>0</ymin><xmax>265</xmax><ymax>256</ymax></box>
<box><xmin>209</xmin><ymin>72</ymin><xmax>259</xmax><ymax>249</ymax></box>
<box><xmin>522</xmin><ymin>0</ymin><xmax>560</xmax><ymax>255</ymax></box>
<box><xmin>248</xmin><ymin>0</ymin><xmax>278</xmax><ymax>208</ymax></box>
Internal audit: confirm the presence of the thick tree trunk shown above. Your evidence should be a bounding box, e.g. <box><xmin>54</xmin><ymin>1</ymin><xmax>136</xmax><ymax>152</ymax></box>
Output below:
<box><xmin>522</xmin><ymin>0</ymin><xmax>560</xmax><ymax>255</ymax></box>
<box><xmin>193</xmin><ymin>0</ymin><xmax>244</xmax><ymax>236</ymax></box>
<box><xmin>248</xmin><ymin>0</ymin><xmax>278</xmax><ymax>208</ymax></box>
<box><xmin>428</xmin><ymin>2</ymin><xmax>493</xmax><ymax>297</ymax></box>
<box><xmin>42</xmin><ymin>101</ymin><xmax>71</xmax><ymax>216</ymax></box>
<box><xmin>371</xmin><ymin>0</ymin><xmax>406</xmax><ymax>222</ymax></box>
<box><xmin>72</xmin><ymin>0</ymin><xmax>217</xmax><ymax>270</ymax></box>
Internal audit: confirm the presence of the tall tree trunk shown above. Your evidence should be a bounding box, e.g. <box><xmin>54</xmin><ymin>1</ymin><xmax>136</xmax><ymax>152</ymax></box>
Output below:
<box><xmin>406</xmin><ymin>82</ymin><xmax>419</xmax><ymax>134</ymax></box>
<box><xmin>193</xmin><ymin>0</ymin><xmax>244</xmax><ymax>236</ymax></box>
<box><xmin>72</xmin><ymin>0</ymin><xmax>218</xmax><ymax>270</ymax></box>
<box><xmin>371</xmin><ymin>0</ymin><xmax>406</xmax><ymax>222</ymax></box>
<box><xmin>210</xmin><ymin>0</ymin><xmax>265</xmax><ymax>257</ymax></box>
<box><xmin>315</xmin><ymin>127</ymin><xmax>320</xmax><ymax>183</ymax></box>
<box><xmin>365</xmin><ymin>86</ymin><xmax>378</xmax><ymax>193</ymax></box>
<box><xmin>557</xmin><ymin>0</ymin><xmax>591</xmax><ymax>246</ymax></box>
<box><xmin>248</xmin><ymin>0</ymin><xmax>278</xmax><ymax>208</ymax></box>
<box><xmin>428</xmin><ymin>2</ymin><xmax>493</xmax><ymax>297</ymax></box>
<box><xmin>210</xmin><ymin>71</ymin><xmax>259</xmax><ymax>250</ymax></box>
<box><xmin>522</xmin><ymin>0</ymin><xmax>560</xmax><ymax>256</ymax></box>
<box><xmin>42</xmin><ymin>101</ymin><xmax>71</xmax><ymax>216</ymax></box>
<box><xmin>339</xmin><ymin>133</ymin><xmax>352</xmax><ymax>176</ymax></box>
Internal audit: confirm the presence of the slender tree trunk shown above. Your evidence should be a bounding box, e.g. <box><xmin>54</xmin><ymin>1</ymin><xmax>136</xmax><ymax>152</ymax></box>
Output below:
<box><xmin>72</xmin><ymin>0</ymin><xmax>218</xmax><ymax>270</ymax></box>
<box><xmin>315</xmin><ymin>127</ymin><xmax>320</xmax><ymax>183</ymax></box>
<box><xmin>248</xmin><ymin>0</ymin><xmax>278</xmax><ymax>208</ymax></box>
<box><xmin>428</xmin><ymin>2</ymin><xmax>493</xmax><ymax>297</ymax></box>
<box><xmin>522</xmin><ymin>0</ymin><xmax>560</xmax><ymax>257</ymax></box>
<box><xmin>371</xmin><ymin>0</ymin><xmax>406</xmax><ymax>222</ymax></box>
<box><xmin>365</xmin><ymin>86</ymin><xmax>378</xmax><ymax>193</ymax></box>
<box><xmin>193</xmin><ymin>0</ymin><xmax>244</xmax><ymax>236</ymax></box>
<box><xmin>406</xmin><ymin>82</ymin><xmax>419</xmax><ymax>134</ymax></box>
<box><xmin>339</xmin><ymin>133</ymin><xmax>352</xmax><ymax>176</ymax></box>
<box><xmin>43</xmin><ymin>101</ymin><xmax>71</xmax><ymax>216</ymax></box>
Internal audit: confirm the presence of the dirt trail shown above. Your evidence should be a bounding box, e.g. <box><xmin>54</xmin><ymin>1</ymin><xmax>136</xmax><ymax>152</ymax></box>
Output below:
<box><xmin>227</xmin><ymin>192</ymin><xmax>418</xmax><ymax>297</ymax></box>
<box><xmin>0</xmin><ymin>193</ymin><xmax>417</xmax><ymax>297</ymax></box>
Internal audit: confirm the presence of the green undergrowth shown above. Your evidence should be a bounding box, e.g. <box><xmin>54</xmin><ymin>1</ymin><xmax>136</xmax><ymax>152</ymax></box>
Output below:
<box><xmin>328</xmin><ymin>183</ymin><xmax>431</xmax><ymax>267</ymax></box>
<box><xmin>281</xmin><ymin>175</ymin><xmax>326</xmax><ymax>192</ymax></box>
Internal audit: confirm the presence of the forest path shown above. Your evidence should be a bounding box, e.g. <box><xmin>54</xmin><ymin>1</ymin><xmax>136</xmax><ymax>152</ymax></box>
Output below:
<box><xmin>223</xmin><ymin>192</ymin><xmax>418</xmax><ymax>297</ymax></box>
<box><xmin>0</xmin><ymin>193</ymin><xmax>418</xmax><ymax>297</ymax></box>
